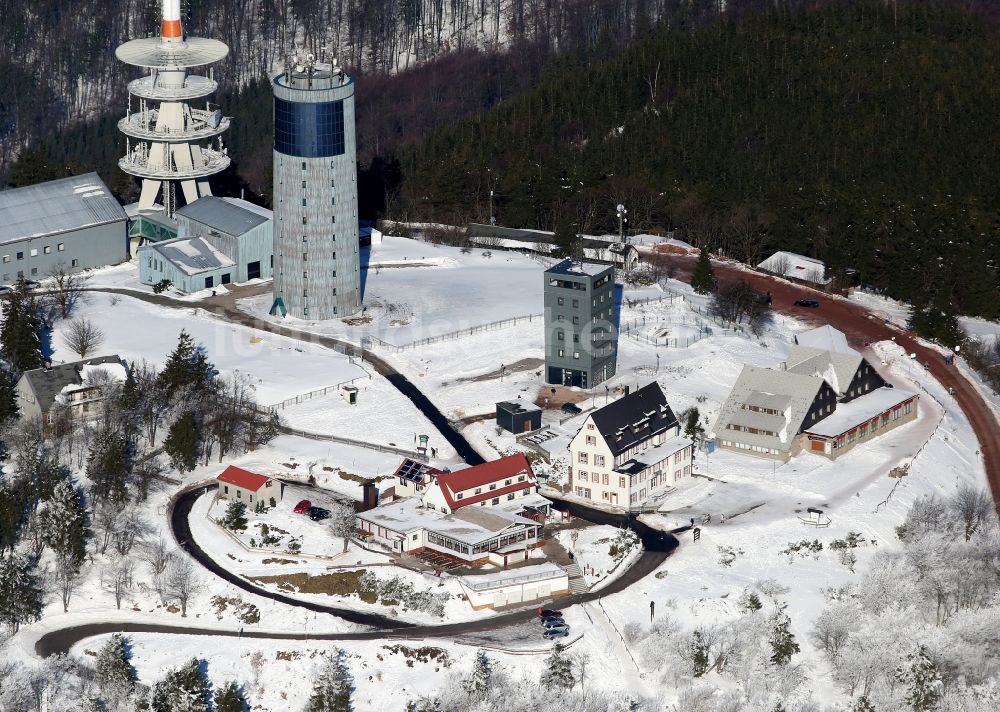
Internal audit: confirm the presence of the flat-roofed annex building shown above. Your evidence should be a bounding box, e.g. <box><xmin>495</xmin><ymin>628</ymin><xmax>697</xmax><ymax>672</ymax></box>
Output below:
<box><xmin>0</xmin><ymin>173</ymin><xmax>129</xmax><ymax>284</ymax></box>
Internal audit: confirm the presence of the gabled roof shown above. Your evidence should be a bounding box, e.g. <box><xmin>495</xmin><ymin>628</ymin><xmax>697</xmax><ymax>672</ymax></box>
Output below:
<box><xmin>784</xmin><ymin>345</ymin><xmax>862</xmax><ymax>397</ymax></box>
<box><xmin>757</xmin><ymin>251</ymin><xmax>829</xmax><ymax>284</ymax></box>
<box><xmin>175</xmin><ymin>196</ymin><xmax>271</xmax><ymax>236</ymax></box>
<box><xmin>794</xmin><ymin>325</ymin><xmax>852</xmax><ymax>355</ymax></box>
<box><xmin>142</xmin><ymin>236</ymin><xmax>236</xmax><ymax>276</ymax></box>
<box><xmin>804</xmin><ymin>388</ymin><xmax>918</xmax><ymax>438</ymax></box>
<box><xmin>434</xmin><ymin>454</ymin><xmax>536</xmax><ymax>510</ymax></box>
<box><xmin>0</xmin><ymin>173</ymin><xmax>126</xmax><ymax>246</ymax></box>
<box><xmin>589</xmin><ymin>382</ymin><xmax>678</xmax><ymax>457</ymax></box>
<box><xmin>713</xmin><ymin>366</ymin><xmax>829</xmax><ymax>452</ymax></box>
<box><xmin>217</xmin><ymin>465</ymin><xmax>272</xmax><ymax>491</ymax></box>
<box><xmin>19</xmin><ymin>355</ymin><xmax>126</xmax><ymax>410</ymax></box>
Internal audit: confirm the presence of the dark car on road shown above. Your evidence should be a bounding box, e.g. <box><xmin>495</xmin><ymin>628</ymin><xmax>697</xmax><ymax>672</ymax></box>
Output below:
<box><xmin>793</xmin><ymin>298</ymin><xmax>820</xmax><ymax>308</ymax></box>
<box><xmin>560</xmin><ymin>402</ymin><xmax>582</xmax><ymax>415</ymax></box>
<box><xmin>308</xmin><ymin>506</ymin><xmax>331</xmax><ymax>521</ymax></box>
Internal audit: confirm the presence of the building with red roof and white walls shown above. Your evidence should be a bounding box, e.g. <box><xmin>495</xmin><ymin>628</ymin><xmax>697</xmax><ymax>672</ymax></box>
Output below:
<box><xmin>216</xmin><ymin>465</ymin><xmax>282</xmax><ymax>508</ymax></box>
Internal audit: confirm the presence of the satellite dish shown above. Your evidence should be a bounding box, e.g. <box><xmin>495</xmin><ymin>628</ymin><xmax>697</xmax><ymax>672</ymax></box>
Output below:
<box><xmin>295</xmin><ymin>64</ymin><xmax>304</xmax><ymax>73</ymax></box>
<box><xmin>306</xmin><ymin>53</ymin><xmax>315</xmax><ymax>63</ymax></box>
<box><xmin>207</xmin><ymin>109</ymin><xmax>223</xmax><ymax>129</ymax></box>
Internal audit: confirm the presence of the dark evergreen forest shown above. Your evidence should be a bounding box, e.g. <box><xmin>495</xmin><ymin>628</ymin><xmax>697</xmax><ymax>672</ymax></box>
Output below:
<box><xmin>5</xmin><ymin>0</ymin><xmax>1000</xmax><ymax>319</ymax></box>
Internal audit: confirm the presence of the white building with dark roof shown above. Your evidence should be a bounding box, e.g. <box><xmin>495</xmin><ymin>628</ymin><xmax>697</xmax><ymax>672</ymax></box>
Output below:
<box><xmin>0</xmin><ymin>173</ymin><xmax>129</xmax><ymax>284</ymax></box>
<box><xmin>568</xmin><ymin>382</ymin><xmax>693</xmax><ymax>509</ymax></box>
<box><xmin>714</xmin><ymin>327</ymin><xmax>918</xmax><ymax>461</ymax></box>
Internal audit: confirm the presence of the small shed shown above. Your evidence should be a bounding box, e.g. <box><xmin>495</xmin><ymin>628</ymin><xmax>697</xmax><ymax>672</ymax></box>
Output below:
<box><xmin>341</xmin><ymin>384</ymin><xmax>359</xmax><ymax>404</ymax></box>
<box><xmin>496</xmin><ymin>400</ymin><xmax>542</xmax><ymax>434</ymax></box>
<box><xmin>217</xmin><ymin>466</ymin><xmax>282</xmax><ymax>507</ymax></box>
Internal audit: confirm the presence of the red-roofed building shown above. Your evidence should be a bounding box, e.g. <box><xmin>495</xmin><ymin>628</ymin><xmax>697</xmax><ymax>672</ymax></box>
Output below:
<box><xmin>420</xmin><ymin>454</ymin><xmax>550</xmax><ymax>517</ymax></box>
<box><xmin>217</xmin><ymin>466</ymin><xmax>282</xmax><ymax>506</ymax></box>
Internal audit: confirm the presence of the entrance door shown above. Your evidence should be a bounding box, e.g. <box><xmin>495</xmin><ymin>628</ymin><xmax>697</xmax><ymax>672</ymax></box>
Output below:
<box><xmin>247</xmin><ymin>260</ymin><xmax>261</xmax><ymax>280</ymax></box>
<box><xmin>522</xmin><ymin>419</ymin><xmax>532</xmax><ymax>433</ymax></box>
<box><xmin>563</xmin><ymin>369</ymin><xmax>572</xmax><ymax>386</ymax></box>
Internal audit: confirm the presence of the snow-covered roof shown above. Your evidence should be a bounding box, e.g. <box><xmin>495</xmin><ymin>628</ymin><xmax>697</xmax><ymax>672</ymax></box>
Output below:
<box><xmin>784</xmin><ymin>345</ymin><xmax>862</xmax><ymax>397</ymax></box>
<box><xmin>713</xmin><ymin>365</ymin><xmax>830</xmax><ymax>451</ymax></box>
<box><xmin>459</xmin><ymin>562</ymin><xmax>568</xmax><ymax>591</ymax></box>
<box><xmin>0</xmin><ymin>173</ymin><xmax>126</xmax><ymax>246</ymax></box>
<box><xmin>616</xmin><ymin>435</ymin><xmax>691</xmax><ymax>475</ymax></box>
<box><xmin>141</xmin><ymin>236</ymin><xmax>236</xmax><ymax>275</ymax></box>
<box><xmin>176</xmin><ymin>196</ymin><xmax>271</xmax><ymax>236</ymax></box>
<box><xmin>19</xmin><ymin>355</ymin><xmax>127</xmax><ymax>409</ymax></box>
<box><xmin>757</xmin><ymin>251</ymin><xmax>830</xmax><ymax>284</ymax></box>
<box><xmin>496</xmin><ymin>492</ymin><xmax>552</xmax><ymax>513</ymax></box>
<box><xmin>357</xmin><ymin>498</ymin><xmax>537</xmax><ymax>545</ymax></box>
<box><xmin>546</xmin><ymin>259</ymin><xmax>612</xmax><ymax>277</ymax></box>
<box><xmin>80</xmin><ymin>362</ymin><xmax>128</xmax><ymax>385</ymax></box>
<box><xmin>804</xmin><ymin>389</ymin><xmax>918</xmax><ymax>438</ymax></box>
<box><xmin>795</xmin><ymin>325</ymin><xmax>852</xmax><ymax>355</ymax></box>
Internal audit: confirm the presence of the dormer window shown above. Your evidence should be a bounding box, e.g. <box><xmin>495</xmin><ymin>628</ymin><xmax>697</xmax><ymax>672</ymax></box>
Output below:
<box><xmin>456</xmin><ymin>493</ymin><xmax>463</xmax><ymax>500</ymax></box>
<box><xmin>475</xmin><ymin>487</ymin><xmax>482</xmax><ymax>494</ymax></box>
<box><xmin>489</xmin><ymin>483</ymin><xmax>497</xmax><ymax>490</ymax></box>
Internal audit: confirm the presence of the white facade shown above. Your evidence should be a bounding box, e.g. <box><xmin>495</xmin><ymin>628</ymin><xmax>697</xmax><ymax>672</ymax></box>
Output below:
<box><xmin>569</xmin><ymin>414</ymin><xmax>693</xmax><ymax>508</ymax></box>
<box><xmin>460</xmin><ymin>563</ymin><xmax>570</xmax><ymax>610</ymax></box>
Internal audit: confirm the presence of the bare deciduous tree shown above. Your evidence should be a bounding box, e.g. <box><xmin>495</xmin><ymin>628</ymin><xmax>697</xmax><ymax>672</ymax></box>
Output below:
<box><xmin>92</xmin><ymin>502</ymin><xmax>119</xmax><ymax>555</ymax></box>
<box><xmin>63</xmin><ymin>318</ymin><xmax>105</xmax><ymax>358</ymax></box>
<box><xmin>113</xmin><ymin>508</ymin><xmax>149</xmax><ymax>556</ymax></box>
<box><xmin>101</xmin><ymin>555</ymin><xmax>135</xmax><ymax>610</ymax></box>
<box><xmin>165</xmin><ymin>555</ymin><xmax>200</xmax><ymax>616</ymax></box>
<box><xmin>142</xmin><ymin>537</ymin><xmax>173</xmax><ymax>604</ymax></box>
<box><xmin>950</xmin><ymin>484</ymin><xmax>995</xmax><ymax>541</ymax></box>
<box><xmin>44</xmin><ymin>263</ymin><xmax>88</xmax><ymax>320</ymax></box>
<box><xmin>52</xmin><ymin>554</ymin><xmax>83</xmax><ymax>613</ymax></box>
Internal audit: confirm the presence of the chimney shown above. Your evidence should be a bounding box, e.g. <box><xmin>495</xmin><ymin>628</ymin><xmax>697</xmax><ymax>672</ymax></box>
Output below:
<box><xmin>361</xmin><ymin>483</ymin><xmax>378</xmax><ymax>512</ymax></box>
<box><xmin>623</xmin><ymin>385</ymin><xmax>630</xmax><ymax>396</ymax></box>
<box><xmin>43</xmin><ymin>360</ymin><xmax>53</xmax><ymax>371</ymax></box>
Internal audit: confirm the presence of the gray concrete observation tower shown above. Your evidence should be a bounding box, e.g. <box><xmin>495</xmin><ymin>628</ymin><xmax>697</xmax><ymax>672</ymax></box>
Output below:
<box><xmin>270</xmin><ymin>55</ymin><xmax>360</xmax><ymax>321</ymax></box>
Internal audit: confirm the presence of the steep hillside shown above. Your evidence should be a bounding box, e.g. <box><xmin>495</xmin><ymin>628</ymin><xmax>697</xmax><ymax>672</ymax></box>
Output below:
<box><xmin>0</xmin><ymin>0</ymin><xmax>708</xmax><ymax>161</ymax></box>
<box><xmin>391</xmin><ymin>0</ymin><xmax>1000</xmax><ymax>319</ymax></box>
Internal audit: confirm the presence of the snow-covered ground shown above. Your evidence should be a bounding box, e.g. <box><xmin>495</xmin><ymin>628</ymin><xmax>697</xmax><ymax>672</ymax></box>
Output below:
<box><xmin>238</xmin><ymin>236</ymin><xmax>548</xmax><ymax>347</ymax></box>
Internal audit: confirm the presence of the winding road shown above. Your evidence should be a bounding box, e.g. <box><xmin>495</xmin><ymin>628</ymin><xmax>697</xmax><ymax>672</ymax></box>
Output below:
<box><xmin>649</xmin><ymin>250</ymin><xmax>1000</xmax><ymax>509</ymax></box>
<box><xmin>34</xmin><ymin>486</ymin><xmax>677</xmax><ymax>656</ymax></box>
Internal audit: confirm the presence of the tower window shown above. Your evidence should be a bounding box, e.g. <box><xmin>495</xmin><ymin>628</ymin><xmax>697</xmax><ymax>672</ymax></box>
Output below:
<box><xmin>302</xmin><ymin>198</ymin><xmax>307</xmax><ymax>206</ymax></box>
<box><xmin>302</xmin><ymin>216</ymin><xmax>307</xmax><ymax>225</ymax></box>
<box><xmin>331</xmin><ymin>197</ymin><xmax>336</xmax><ymax>205</ymax></box>
<box><xmin>331</xmin><ymin>215</ymin><xmax>336</xmax><ymax>223</ymax></box>
<box><xmin>302</xmin><ymin>253</ymin><xmax>308</xmax><ymax>261</ymax></box>
<box><xmin>332</xmin><ymin>288</ymin><xmax>337</xmax><ymax>295</ymax></box>
<box><xmin>301</xmin><ymin>162</ymin><xmax>306</xmax><ymax>170</ymax></box>
<box><xmin>301</xmin><ymin>181</ymin><xmax>306</xmax><ymax>189</ymax></box>
<box><xmin>332</xmin><ymin>251</ymin><xmax>336</xmax><ymax>259</ymax></box>
<box><xmin>303</xmin><ymin>271</ymin><xmax>307</xmax><ymax>278</ymax></box>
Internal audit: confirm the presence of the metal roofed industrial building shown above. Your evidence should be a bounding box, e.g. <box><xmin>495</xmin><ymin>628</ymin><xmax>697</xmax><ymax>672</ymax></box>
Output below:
<box><xmin>0</xmin><ymin>173</ymin><xmax>129</xmax><ymax>283</ymax></box>
<box><xmin>137</xmin><ymin>196</ymin><xmax>273</xmax><ymax>290</ymax></box>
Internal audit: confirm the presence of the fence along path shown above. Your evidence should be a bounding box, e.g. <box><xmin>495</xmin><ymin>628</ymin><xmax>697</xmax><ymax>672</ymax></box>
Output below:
<box><xmin>363</xmin><ymin>313</ymin><xmax>543</xmax><ymax>353</ymax></box>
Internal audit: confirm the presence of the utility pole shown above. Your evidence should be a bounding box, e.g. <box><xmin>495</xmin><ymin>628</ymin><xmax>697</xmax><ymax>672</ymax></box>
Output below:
<box><xmin>616</xmin><ymin>203</ymin><xmax>628</xmax><ymax>244</ymax></box>
<box><xmin>488</xmin><ymin>168</ymin><xmax>498</xmax><ymax>225</ymax></box>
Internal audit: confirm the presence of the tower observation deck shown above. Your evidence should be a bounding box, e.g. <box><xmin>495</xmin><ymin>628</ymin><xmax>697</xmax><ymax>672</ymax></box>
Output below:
<box><xmin>116</xmin><ymin>0</ymin><xmax>230</xmax><ymax>216</ymax></box>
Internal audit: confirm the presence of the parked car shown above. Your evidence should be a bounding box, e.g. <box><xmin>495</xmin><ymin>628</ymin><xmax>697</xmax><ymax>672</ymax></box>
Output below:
<box><xmin>538</xmin><ymin>608</ymin><xmax>562</xmax><ymax>618</ymax></box>
<box><xmin>293</xmin><ymin>499</ymin><xmax>312</xmax><ymax>514</ymax></box>
<box><xmin>540</xmin><ymin>616</ymin><xmax>565</xmax><ymax>626</ymax></box>
<box><xmin>542</xmin><ymin>619</ymin><xmax>569</xmax><ymax>630</ymax></box>
<box><xmin>543</xmin><ymin>626</ymin><xmax>570</xmax><ymax>639</ymax></box>
<box><xmin>560</xmin><ymin>402</ymin><xmax>582</xmax><ymax>415</ymax></box>
<box><xmin>793</xmin><ymin>298</ymin><xmax>820</xmax><ymax>308</ymax></box>
<box><xmin>308</xmin><ymin>506</ymin><xmax>331</xmax><ymax>521</ymax></box>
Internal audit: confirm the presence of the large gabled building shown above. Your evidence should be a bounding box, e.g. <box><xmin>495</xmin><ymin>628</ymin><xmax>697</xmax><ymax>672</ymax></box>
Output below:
<box><xmin>714</xmin><ymin>326</ymin><xmax>918</xmax><ymax>461</ymax></box>
<box><xmin>568</xmin><ymin>382</ymin><xmax>694</xmax><ymax>509</ymax></box>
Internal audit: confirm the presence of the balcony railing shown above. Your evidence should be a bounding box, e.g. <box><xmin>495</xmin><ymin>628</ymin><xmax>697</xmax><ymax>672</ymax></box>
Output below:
<box><xmin>119</xmin><ymin>147</ymin><xmax>230</xmax><ymax>180</ymax></box>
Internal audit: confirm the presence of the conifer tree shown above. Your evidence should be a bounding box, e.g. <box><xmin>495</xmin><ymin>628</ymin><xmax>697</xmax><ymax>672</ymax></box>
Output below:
<box><xmin>691</xmin><ymin>248</ymin><xmax>715</xmax><ymax>294</ymax></box>
<box><xmin>0</xmin><ymin>280</ymin><xmax>43</xmax><ymax>374</ymax></box>
<box><xmin>163</xmin><ymin>411</ymin><xmax>200</xmax><ymax>473</ymax></box>
<box><xmin>689</xmin><ymin>629</ymin><xmax>709</xmax><ymax>677</ymax></box>
<box><xmin>895</xmin><ymin>645</ymin><xmax>942</xmax><ymax>712</ymax></box>
<box><xmin>0</xmin><ymin>553</ymin><xmax>43</xmax><ymax>634</ymax></box>
<box><xmin>157</xmin><ymin>331</ymin><xmax>214</xmax><ymax>393</ymax></box>
<box><xmin>0</xmin><ymin>487</ymin><xmax>19</xmax><ymax>552</ymax></box>
<box><xmin>39</xmin><ymin>477</ymin><xmax>87</xmax><ymax>566</ymax></box>
<box><xmin>221</xmin><ymin>501</ymin><xmax>248</xmax><ymax>532</ymax></box>
<box><xmin>540</xmin><ymin>643</ymin><xmax>576</xmax><ymax>690</ymax></box>
<box><xmin>0</xmin><ymin>369</ymin><xmax>19</xmax><ymax>426</ymax></box>
<box><xmin>87</xmin><ymin>428</ymin><xmax>131</xmax><ymax>506</ymax></box>
<box><xmin>94</xmin><ymin>633</ymin><xmax>136</xmax><ymax>707</ymax></box>
<box><xmin>37</xmin><ymin>456</ymin><xmax>65</xmax><ymax>502</ymax></box>
<box><xmin>553</xmin><ymin>216</ymin><xmax>583</xmax><ymax>260</ymax></box>
<box><xmin>150</xmin><ymin>658</ymin><xmax>210</xmax><ymax>712</ymax></box>
<box><xmin>305</xmin><ymin>650</ymin><xmax>354</xmax><ymax>712</ymax></box>
<box><xmin>769</xmin><ymin>614</ymin><xmax>800</xmax><ymax>666</ymax></box>
<box><xmin>462</xmin><ymin>650</ymin><xmax>492</xmax><ymax>701</ymax></box>
<box><xmin>213</xmin><ymin>680</ymin><xmax>246</xmax><ymax>712</ymax></box>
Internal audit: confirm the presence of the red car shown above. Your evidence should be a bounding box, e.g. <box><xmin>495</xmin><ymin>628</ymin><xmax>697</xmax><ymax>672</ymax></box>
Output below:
<box><xmin>293</xmin><ymin>499</ymin><xmax>312</xmax><ymax>514</ymax></box>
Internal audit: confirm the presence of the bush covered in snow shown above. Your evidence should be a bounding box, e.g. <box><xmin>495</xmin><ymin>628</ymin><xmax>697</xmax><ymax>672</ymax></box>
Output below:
<box><xmin>359</xmin><ymin>571</ymin><xmax>450</xmax><ymax>617</ymax></box>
